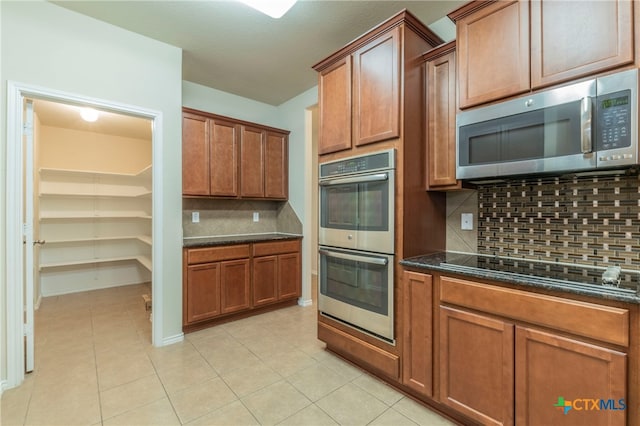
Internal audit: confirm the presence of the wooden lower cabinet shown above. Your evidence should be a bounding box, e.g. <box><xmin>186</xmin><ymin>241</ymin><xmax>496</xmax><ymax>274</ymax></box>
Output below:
<box><xmin>278</xmin><ymin>251</ymin><xmax>301</xmax><ymax>300</ymax></box>
<box><xmin>184</xmin><ymin>239</ymin><xmax>301</xmax><ymax>329</ymax></box>
<box><xmin>438</xmin><ymin>303</ymin><xmax>628</xmax><ymax>426</ymax></box>
<box><xmin>252</xmin><ymin>241</ymin><xmax>301</xmax><ymax>307</ymax></box>
<box><xmin>185</xmin><ymin>262</ymin><xmax>221</xmax><ymax>323</ymax></box>
<box><xmin>402</xmin><ymin>271</ymin><xmax>433</xmax><ymax>398</ymax></box>
<box><xmin>516</xmin><ymin>326</ymin><xmax>627</xmax><ymax>426</ymax></box>
<box><xmin>220</xmin><ymin>259</ymin><xmax>250</xmax><ymax>314</ymax></box>
<box><xmin>439</xmin><ymin>306</ymin><xmax>515</xmax><ymax>426</ymax></box>
<box><xmin>252</xmin><ymin>256</ymin><xmax>278</xmax><ymax>306</ymax></box>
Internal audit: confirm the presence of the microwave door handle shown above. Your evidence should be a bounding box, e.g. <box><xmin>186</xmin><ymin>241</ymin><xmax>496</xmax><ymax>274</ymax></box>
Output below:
<box><xmin>319</xmin><ymin>249</ymin><xmax>388</xmax><ymax>266</ymax></box>
<box><xmin>581</xmin><ymin>96</ymin><xmax>593</xmax><ymax>153</ymax></box>
<box><xmin>319</xmin><ymin>173</ymin><xmax>388</xmax><ymax>186</ymax></box>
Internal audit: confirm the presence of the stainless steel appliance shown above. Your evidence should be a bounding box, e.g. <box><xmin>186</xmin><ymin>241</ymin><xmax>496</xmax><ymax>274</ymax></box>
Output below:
<box><xmin>318</xmin><ymin>149</ymin><xmax>396</xmax><ymax>342</ymax></box>
<box><xmin>318</xmin><ymin>247</ymin><xmax>394</xmax><ymax>342</ymax></box>
<box><xmin>319</xmin><ymin>149</ymin><xmax>395</xmax><ymax>254</ymax></box>
<box><xmin>456</xmin><ymin>69</ymin><xmax>638</xmax><ymax>180</ymax></box>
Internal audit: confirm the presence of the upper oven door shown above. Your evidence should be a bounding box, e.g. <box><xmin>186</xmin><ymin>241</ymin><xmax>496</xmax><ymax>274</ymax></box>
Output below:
<box><xmin>319</xmin><ymin>170</ymin><xmax>394</xmax><ymax>254</ymax></box>
<box><xmin>457</xmin><ymin>78</ymin><xmax>597</xmax><ymax>180</ymax></box>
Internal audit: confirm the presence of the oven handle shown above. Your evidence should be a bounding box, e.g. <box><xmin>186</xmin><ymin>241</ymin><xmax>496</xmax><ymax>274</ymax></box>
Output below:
<box><xmin>318</xmin><ymin>172</ymin><xmax>388</xmax><ymax>186</ymax></box>
<box><xmin>319</xmin><ymin>249</ymin><xmax>388</xmax><ymax>266</ymax></box>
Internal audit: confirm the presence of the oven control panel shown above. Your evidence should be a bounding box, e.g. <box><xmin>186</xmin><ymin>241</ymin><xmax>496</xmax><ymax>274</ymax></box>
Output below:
<box><xmin>320</xmin><ymin>149</ymin><xmax>395</xmax><ymax>178</ymax></box>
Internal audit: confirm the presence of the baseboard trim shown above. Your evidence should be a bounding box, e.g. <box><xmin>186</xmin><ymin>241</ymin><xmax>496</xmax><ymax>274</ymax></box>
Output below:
<box><xmin>298</xmin><ymin>297</ymin><xmax>313</xmax><ymax>307</ymax></box>
<box><xmin>34</xmin><ymin>294</ymin><xmax>42</xmax><ymax>310</ymax></box>
<box><xmin>161</xmin><ymin>333</ymin><xmax>184</xmax><ymax>347</ymax></box>
<box><xmin>0</xmin><ymin>379</ymin><xmax>7</xmax><ymax>395</ymax></box>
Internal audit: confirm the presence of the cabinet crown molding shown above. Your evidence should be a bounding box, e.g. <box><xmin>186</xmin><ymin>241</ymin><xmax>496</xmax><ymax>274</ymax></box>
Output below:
<box><xmin>312</xmin><ymin>9</ymin><xmax>443</xmax><ymax>72</ymax></box>
<box><xmin>421</xmin><ymin>40</ymin><xmax>456</xmax><ymax>62</ymax></box>
<box><xmin>448</xmin><ymin>0</ymin><xmax>498</xmax><ymax>22</ymax></box>
<box><xmin>182</xmin><ymin>107</ymin><xmax>290</xmax><ymax>135</ymax></box>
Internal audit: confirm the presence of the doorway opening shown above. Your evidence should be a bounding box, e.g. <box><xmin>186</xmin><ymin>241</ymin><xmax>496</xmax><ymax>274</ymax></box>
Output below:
<box><xmin>6</xmin><ymin>82</ymin><xmax>163</xmax><ymax>390</ymax></box>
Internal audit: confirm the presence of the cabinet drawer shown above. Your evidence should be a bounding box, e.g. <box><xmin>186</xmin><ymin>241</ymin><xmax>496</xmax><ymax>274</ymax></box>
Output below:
<box><xmin>252</xmin><ymin>239</ymin><xmax>300</xmax><ymax>257</ymax></box>
<box><xmin>439</xmin><ymin>276</ymin><xmax>629</xmax><ymax>347</ymax></box>
<box><xmin>187</xmin><ymin>244</ymin><xmax>250</xmax><ymax>264</ymax></box>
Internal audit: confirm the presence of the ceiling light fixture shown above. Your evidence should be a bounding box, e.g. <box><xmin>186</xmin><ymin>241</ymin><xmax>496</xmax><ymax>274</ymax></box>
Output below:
<box><xmin>80</xmin><ymin>107</ymin><xmax>99</xmax><ymax>122</ymax></box>
<box><xmin>237</xmin><ymin>0</ymin><xmax>297</xmax><ymax>19</ymax></box>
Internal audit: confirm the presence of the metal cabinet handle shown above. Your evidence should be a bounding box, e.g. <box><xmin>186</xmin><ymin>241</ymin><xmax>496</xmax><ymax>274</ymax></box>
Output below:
<box><xmin>319</xmin><ymin>173</ymin><xmax>388</xmax><ymax>186</ymax></box>
<box><xmin>319</xmin><ymin>249</ymin><xmax>388</xmax><ymax>266</ymax></box>
<box><xmin>581</xmin><ymin>96</ymin><xmax>593</xmax><ymax>154</ymax></box>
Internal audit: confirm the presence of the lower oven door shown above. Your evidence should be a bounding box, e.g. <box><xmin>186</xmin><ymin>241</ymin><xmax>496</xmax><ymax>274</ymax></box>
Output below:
<box><xmin>318</xmin><ymin>246</ymin><xmax>394</xmax><ymax>343</ymax></box>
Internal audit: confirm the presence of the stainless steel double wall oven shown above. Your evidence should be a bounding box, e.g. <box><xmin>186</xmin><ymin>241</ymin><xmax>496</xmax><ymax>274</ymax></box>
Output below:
<box><xmin>318</xmin><ymin>149</ymin><xmax>395</xmax><ymax>342</ymax></box>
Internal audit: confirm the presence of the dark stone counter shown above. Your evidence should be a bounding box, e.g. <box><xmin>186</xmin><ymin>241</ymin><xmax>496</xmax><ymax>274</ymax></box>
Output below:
<box><xmin>401</xmin><ymin>251</ymin><xmax>640</xmax><ymax>304</ymax></box>
<box><xmin>184</xmin><ymin>233</ymin><xmax>302</xmax><ymax>248</ymax></box>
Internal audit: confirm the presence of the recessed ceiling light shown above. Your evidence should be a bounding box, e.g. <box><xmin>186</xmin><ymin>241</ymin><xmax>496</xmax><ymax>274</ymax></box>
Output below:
<box><xmin>237</xmin><ymin>0</ymin><xmax>297</xmax><ymax>19</ymax></box>
<box><xmin>80</xmin><ymin>107</ymin><xmax>99</xmax><ymax>122</ymax></box>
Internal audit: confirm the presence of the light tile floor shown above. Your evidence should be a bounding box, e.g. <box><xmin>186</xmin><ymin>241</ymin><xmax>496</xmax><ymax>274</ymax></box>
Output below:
<box><xmin>1</xmin><ymin>283</ymin><xmax>455</xmax><ymax>425</ymax></box>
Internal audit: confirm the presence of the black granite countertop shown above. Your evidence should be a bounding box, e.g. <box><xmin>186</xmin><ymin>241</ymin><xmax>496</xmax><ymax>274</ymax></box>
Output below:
<box><xmin>401</xmin><ymin>251</ymin><xmax>640</xmax><ymax>304</ymax></box>
<box><xmin>184</xmin><ymin>233</ymin><xmax>302</xmax><ymax>248</ymax></box>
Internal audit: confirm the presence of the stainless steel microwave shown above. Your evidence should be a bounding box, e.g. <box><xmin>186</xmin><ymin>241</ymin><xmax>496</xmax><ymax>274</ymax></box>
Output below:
<box><xmin>456</xmin><ymin>69</ymin><xmax>638</xmax><ymax>180</ymax></box>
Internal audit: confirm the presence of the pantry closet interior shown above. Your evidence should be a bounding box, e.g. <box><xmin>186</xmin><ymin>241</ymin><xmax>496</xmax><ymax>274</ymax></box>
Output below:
<box><xmin>33</xmin><ymin>99</ymin><xmax>153</xmax><ymax>319</ymax></box>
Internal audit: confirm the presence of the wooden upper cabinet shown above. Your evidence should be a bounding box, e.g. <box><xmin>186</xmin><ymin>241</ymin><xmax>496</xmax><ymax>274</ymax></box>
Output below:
<box><xmin>455</xmin><ymin>0</ymin><xmax>530</xmax><ymax>109</ymax></box>
<box><xmin>314</xmin><ymin>10</ymin><xmax>442</xmax><ymax>157</ymax></box>
<box><xmin>210</xmin><ymin>118</ymin><xmax>239</xmax><ymax>197</ymax></box>
<box><xmin>515</xmin><ymin>326</ymin><xmax>627</xmax><ymax>425</ymax></box>
<box><xmin>353</xmin><ymin>27</ymin><xmax>400</xmax><ymax>146</ymax></box>
<box><xmin>530</xmin><ymin>0</ymin><xmax>634</xmax><ymax>89</ymax></box>
<box><xmin>424</xmin><ymin>43</ymin><xmax>460</xmax><ymax>190</ymax></box>
<box><xmin>182</xmin><ymin>108</ymin><xmax>290</xmax><ymax>200</ymax></box>
<box><xmin>452</xmin><ymin>0</ymin><xmax>635</xmax><ymax>108</ymax></box>
<box><xmin>240</xmin><ymin>126</ymin><xmax>265</xmax><ymax>198</ymax></box>
<box><xmin>318</xmin><ymin>57</ymin><xmax>352</xmax><ymax>155</ymax></box>
<box><xmin>264</xmin><ymin>131</ymin><xmax>288</xmax><ymax>199</ymax></box>
<box><xmin>182</xmin><ymin>113</ymin><xmax>210</xmax><ymax>196</ymax></box>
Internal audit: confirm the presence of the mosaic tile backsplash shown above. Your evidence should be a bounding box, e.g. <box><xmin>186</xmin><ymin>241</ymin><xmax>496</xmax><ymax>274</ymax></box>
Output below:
<box><xmin>477</xmin><ymin>172</ymin><xmax>640</xmax><ymax>269</ymax></box>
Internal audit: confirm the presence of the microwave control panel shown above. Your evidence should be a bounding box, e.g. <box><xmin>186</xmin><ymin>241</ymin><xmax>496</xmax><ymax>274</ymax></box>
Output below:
<box><xmin>597</xmin><ymin>89</ymin><xmax>631</xmax><ymax>150</ymax></box>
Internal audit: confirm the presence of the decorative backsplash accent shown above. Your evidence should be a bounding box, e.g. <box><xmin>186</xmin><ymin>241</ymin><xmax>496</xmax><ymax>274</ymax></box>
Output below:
<box><xmin>477</xmin><ymin>172</ymin><xmax>640</xmax><ymax>269</ymax></box>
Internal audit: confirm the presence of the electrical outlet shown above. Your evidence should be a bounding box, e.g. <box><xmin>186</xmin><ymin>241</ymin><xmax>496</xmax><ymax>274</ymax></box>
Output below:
<box><xmin>192</xmin><ymin>211</ymin><xmax>199</xmax><ymax>223</ymax></box>
<box><xmin>461</xmin><ymin>213</ymin><xmax>473</xmax><ymax>230</ymax></box>
<box><xmin>253</xmin><ymin>212</ymin><xmax>259</xmax><ymax>222</ymax></box>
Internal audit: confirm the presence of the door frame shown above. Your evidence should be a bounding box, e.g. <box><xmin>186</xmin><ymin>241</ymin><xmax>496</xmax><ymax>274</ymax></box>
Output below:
<box><xmin>5</xmin><ymin>81</ymin><xmax>165</xmax><ymax>389</ymax></box>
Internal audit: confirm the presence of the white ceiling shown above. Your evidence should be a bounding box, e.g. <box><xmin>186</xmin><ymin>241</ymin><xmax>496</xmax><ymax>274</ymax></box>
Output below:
<box><xmin>38</xmin><ymin>0</ymin><xmax>464</xmax><ymax>138</ymax></box>
<box><xmin>50</xmin><ymin>0</ymin><xmax>465</xmax><ymax>106</ymax></box>
<box><xmin>34</xmin><ymin>99</ymin><xmax>152</xmax><ymax>140</ymax></box>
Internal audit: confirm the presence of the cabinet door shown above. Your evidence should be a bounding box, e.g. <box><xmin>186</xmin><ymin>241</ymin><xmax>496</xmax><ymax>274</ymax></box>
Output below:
<box><xmin>210</xmin><ymin>118</ymin><xmax>239</xmax><ymax>197</ymax></box>
<box><xmin>186</xmin><ymin>263</ymin><xmax>220</xmax><ymax>323</ymax></box>
<box><xmin>220</xmin><ymin>259</ymin><xmax>250</xmax><ymax>314</ymax></box>
<box><xmin>318</xmin><ymin>57</ymin><xmax>352</xmax><ymax>155</ymax></box>
<box><xmin>252</xmin><ymin>255</ymin><xmax>278</xmax><ymax>307</ymax></box>
<box><xmin>531</xmin><ymin>0</ymin><xmax>633</xmax><ymax>89</ymax></box>
<box><xmin>515</xmin><ymin>326</ymin><xmax>626</xmax><ymax>426</ymax></box>
<box><xmin>264</xmin><ymin>131</ymin><xmax>288</xmax><ymax>199</ymax></box>
<box><xmin>240</xmin><ymin>126</ymin><xmax>265</xmax><ymax>198</ymax></box>
<box><xmin>182</xmin><ymin>113</ymin><xmax>210</xmax><ymax>196</ymax></box>
<box><xmin>353</xmin><ymin>27</ymin><xmax>400</xmax><ymax>146</ymax></box>
<box><xmin>402</xmin><ymin>271</ymin><xmax>433</xmax><ymax>398</ymax></box>
<box><xmin>457</xmin><ymin>1</ymin><xmax>529</xmax><ymax>108</ymax></box>
<box><xmin>278</xmin><ymin>251</ymin><xmax>301</xmax><ymax>300</ymax></box>
<box><xmin>426</xmin><ymin>50</ymin><xmax>459</xmax><ymax>190</ymax></box>
<box><xmin>439</xmin><ymin>306</ymin><xmax>514</xmax><ymax>426</ymax></box>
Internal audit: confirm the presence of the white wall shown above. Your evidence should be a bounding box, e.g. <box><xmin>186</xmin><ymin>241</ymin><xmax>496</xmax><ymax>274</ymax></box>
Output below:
<box><xmin>183</xmin><ymin>81</ymin><xmax>279</xmax><ymax>127</ymax></box>
<box><xmin>276</xmin><ymin>87</ymin><xmax>319</xmax><ymax>304</ymax></box>
<box><xmin>0</xmin><ymin>0</ymin><xmax>183</xmax><ymax>388</ymax></box>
